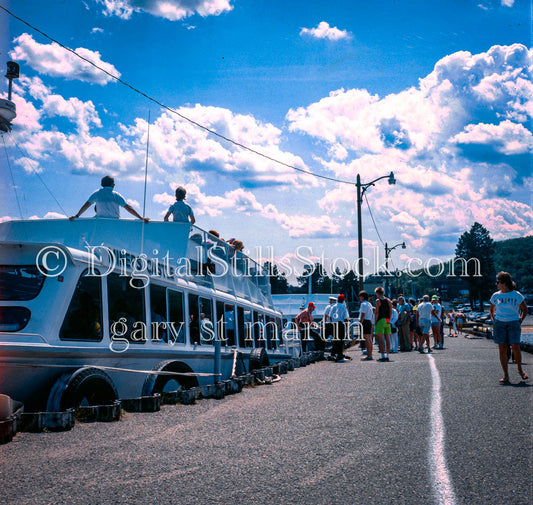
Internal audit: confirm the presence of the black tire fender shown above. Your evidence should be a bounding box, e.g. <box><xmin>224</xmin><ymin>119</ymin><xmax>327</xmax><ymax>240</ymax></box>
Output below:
<box><xmin>46</xmin><ymin>368</ymin><xmax>118</xmax><ymax>412</ymax></box>
<box><xmin>142</xmin><ymin>361</ymin><xmax>199</xmax><ymax>396</ymax></box>
<box><xmin>249</xmin><ymin>347</ymin><xmax>269</xmax><ymax>372</ymax></box>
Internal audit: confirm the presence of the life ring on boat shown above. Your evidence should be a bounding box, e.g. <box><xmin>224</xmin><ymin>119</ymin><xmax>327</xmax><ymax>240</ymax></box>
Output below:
<box><xmin>141</xmin><ymin>361</ymin><xmax>199</xmax><ymax>396</ymax></box>
<box><xmin>248</xmin><ymin>348</ymin><xmax>269</xmax><ymax>372</ymax></box>
<box><xmin>46</xmin><ymin>368</ymin><xmax>118</xmax><ymax>411</ymax></box>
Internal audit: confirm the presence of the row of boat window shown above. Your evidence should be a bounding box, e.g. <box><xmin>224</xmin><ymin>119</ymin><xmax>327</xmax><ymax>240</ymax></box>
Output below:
<box><xmin>60</xmin><ymin>271</ymin><xmax>284</xmax><ymax>349</ymax></box>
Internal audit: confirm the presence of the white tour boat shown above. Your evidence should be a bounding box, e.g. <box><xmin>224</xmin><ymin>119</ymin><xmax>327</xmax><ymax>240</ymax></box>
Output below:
<box><xmin>0</xmin><ymin>218</ymin><xmax>293</xmax><ymax>411</ymax></box>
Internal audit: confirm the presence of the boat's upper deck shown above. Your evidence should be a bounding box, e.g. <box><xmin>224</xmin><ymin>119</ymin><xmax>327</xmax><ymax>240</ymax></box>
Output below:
<box><xmin>0</xmin><ymin>218</ymin><xmax>274</xmax><ymax>309</ymax></box>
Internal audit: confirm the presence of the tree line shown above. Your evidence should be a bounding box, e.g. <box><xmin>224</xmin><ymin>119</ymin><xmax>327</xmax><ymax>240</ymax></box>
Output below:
<box><xmin>267</xmin><ymin>223</ymin><xmax>532</xmax><ymax>307</ymax></box>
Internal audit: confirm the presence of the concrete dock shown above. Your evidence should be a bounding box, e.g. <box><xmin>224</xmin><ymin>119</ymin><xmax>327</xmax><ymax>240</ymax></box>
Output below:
<box><xmin>1</xmin><ymin>336</ymin><xmax>531</xmax><ymax>505</ymax></box>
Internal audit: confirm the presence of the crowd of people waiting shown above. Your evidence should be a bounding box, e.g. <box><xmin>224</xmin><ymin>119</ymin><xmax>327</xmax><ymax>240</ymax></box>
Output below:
<box><xmin>294</xmin><ymin>288</ymin><xmax>465</xmax><ymax>364</ymax></box>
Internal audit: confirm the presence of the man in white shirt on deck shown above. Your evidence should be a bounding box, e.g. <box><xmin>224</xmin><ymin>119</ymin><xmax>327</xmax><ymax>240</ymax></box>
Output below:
<box><xmin>70</xmin><ymin>175</ymin><xmax>149</xmax><ymax>222</ymax></box>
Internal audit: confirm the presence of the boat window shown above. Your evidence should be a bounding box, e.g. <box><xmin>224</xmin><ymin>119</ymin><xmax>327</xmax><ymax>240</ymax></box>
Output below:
<box><xmin>188</xmin><ymin>294</ymin><xmax>213</xmax><ymax>345</ymax></box>
<box><xmin>0</xmin><ymin>307</ymin><xmax>31</xmax><ymax>332</ymax></box>
<box><xmin>254</xmin><ymin>312</ymin><xmax>265</xmax><ymax>348</ymax></box>
<box><xmin>150</xmin><ymin>284</ymin><xmax>167</xmax><ymax>343</ymax></box>
<box><xmin>276</xmin><ymin>317</ymin><xmax>283</xmax><ymax>347</ymax></box>
<box><xmin>224</xmin><ymin>303</ymin><xmax>236</xmax><ymax>346</ymax></box>
<box><xmin>189</xmin><ymin>294</ymin><xmax>200</xmax><ymax>344</ymax></box>
<box><xmin>60</xmin><ymin>271</ymin><xmax>103</xmax><ymax>341</ymax></box>
<box><xmin>199</xmin><ymin>297</ymin><xmax>214</xmax><ymax>345</ymax></box>
<box><xmin>244</xmin><ymin>309</ymin><xmax>253</xmax><ymax>347</ymax></box>
<box><xmin>0</xmin><ymin>265</ymin><xmax>46</xmax><ymax>301</ymax></box>
<box><xmin>237</xmin><ymin>306</ymin><xmax>245</xmax><ymax>348</ymax></box>
<box><xmin>108</xmin><ymin>273</ymin><xmax>146</xmax><ymax>343</ymax></box>
<box><xmin>265</xmin><ymin>316</ymin><xmax>275</xmax><ymax>350</ymax></box>
<box><xmin>216</xmin><ymin>301</ymin><xmax>236</xmax><ymax>347</ymax></box>
<box><xmin>168</xmin><ymin>290</ymin><xmax>185</xmax><ymax>344</ymax></box>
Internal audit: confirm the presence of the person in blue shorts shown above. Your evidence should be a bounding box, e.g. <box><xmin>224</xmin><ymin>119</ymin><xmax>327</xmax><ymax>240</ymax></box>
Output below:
<box><xmin>489</xmin><ymin>271</ymin><xmax>528</xmax><ymax>384</ymax></box>
<box><xmin>416</xmin><ymin>295</ymin><xmax>433</xmax><ymax>354</ymax></box>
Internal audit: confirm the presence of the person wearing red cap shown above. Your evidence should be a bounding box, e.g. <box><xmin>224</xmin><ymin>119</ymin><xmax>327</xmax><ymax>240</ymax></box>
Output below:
<box><xmin>295</xmin><ymin>302</ymin><xmax>316</xmax><ymax>353</ymax></box>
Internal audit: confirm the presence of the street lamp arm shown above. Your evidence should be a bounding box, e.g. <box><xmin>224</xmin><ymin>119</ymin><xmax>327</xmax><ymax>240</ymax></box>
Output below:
<box><xmin>363</xmin><ymin>174</ymin><xmax>390</xmax><ymax>189</ymax></box>
<box><xmin>358</xmin><ymin>172</ymin><xmax>396</xmax><ymax>199</ymax></box>
<box><xmin>386</xmin><ymin>241</ymin><xmax>407</xmax><ymax>255</ymax></box>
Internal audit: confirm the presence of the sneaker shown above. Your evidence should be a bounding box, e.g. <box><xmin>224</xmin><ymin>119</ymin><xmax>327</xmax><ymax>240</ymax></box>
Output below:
<box><xmin>361</xmin><ymin>356</ymin><xmax>373</xmax><ymax>361</ymax></box>
<box><xmin>419</xmin><ymin>348</ymin><xmax>425</xmax><ymax>354</ymax></box>
<box><xmin>427</xmin><ymin>348</ymin><xmax>432</xmax><ymax>353</ymax></box>
<box><xmin>377</xmin><ymin>357</ymin><xmax>390</xmax><ymax>362</ymax></box>
<box><xmin>335</xmin><ymin>357</ymin><xmax>345</xmax><ymax>362</ymax></box>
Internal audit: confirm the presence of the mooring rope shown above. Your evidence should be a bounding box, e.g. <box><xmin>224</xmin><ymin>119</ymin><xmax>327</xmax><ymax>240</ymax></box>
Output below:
<box><xmin>0</xmin><ymin>362</ymin><xmax>220</xmax><ymax>377</ymax></box>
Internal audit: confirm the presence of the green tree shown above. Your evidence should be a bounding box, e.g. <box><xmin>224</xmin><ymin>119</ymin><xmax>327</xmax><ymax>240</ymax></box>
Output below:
<box><xmin>493</xmin><ymin>236</ymin><xmax>533</xmax><ymax>292</ymax></box>
<box><xmin>264</xmin><ymin>261</ymin><xmax>289</xmax><ymax>294</ymax></box>
<box><xmin>454</xmin><ymin>222</ymin><xmax>495</xmax><ymax>309</ymax></box>
<box><xmin>296</xmin><ymin>262</ymin><xmax>333</xmax><ymax>294</ymax></box>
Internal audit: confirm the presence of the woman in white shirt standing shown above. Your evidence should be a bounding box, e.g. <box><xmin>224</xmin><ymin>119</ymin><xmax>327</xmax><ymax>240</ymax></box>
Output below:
<box><xmin>358</xmin><ymin>291</ymin><xmax>375</xmax><ymax>361</ymax></box>
<box><xmin>489</xmin><ymin>271</ymin><xmax>528</xmax><ymax>384</ymax></box>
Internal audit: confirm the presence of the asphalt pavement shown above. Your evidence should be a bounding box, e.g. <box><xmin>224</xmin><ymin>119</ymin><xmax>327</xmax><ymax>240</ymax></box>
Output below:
<box><xmin>1</xmin><ymin>336</ymin><xmax>531</xmax><ymax>505</ymax></box>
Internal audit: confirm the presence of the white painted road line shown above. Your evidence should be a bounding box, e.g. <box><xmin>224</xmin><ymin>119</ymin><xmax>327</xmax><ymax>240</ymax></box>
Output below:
<box><xmin>428</xmin><ymin>354</ymin><xmax>458</xmax><ymax>505</ymax></box>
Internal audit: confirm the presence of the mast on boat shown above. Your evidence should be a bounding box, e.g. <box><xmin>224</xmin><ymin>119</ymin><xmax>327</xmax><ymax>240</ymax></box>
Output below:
<box><xmin>0</xmin><ymin>61</ymin><xmax>19</xmax><ymax>132</ymax></box>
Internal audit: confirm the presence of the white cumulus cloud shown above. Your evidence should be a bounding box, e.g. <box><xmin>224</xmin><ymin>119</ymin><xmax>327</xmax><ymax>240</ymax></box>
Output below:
<box><xmin>300</xmin><ymin>22</ymin><xmax>352</xmax><ymax>41</ymax></box>
<box><xmin>96</xmin><ymin>0</ymin><xmax>233</xmax><ymax>20</ymax></box>
<box><xmin>289</xmin><ymin>44</ymin><xmax>533</xmax><ymax>248</ymax></box>
<box><xmin>9</xmin><ymin>33</ymin><xmax>120</xmax><ymax>85</ymax></box>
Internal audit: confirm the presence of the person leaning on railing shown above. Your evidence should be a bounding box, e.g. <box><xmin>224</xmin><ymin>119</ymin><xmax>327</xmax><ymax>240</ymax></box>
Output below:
<box><xmin>69</xmin><ymin>175</ymin><xmax>149</xmax><ymax>223</ymax></box>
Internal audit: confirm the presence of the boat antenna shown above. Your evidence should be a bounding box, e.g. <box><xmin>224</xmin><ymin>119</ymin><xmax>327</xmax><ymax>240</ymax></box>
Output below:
<box><xmin>2</xmin><ymin>135</ymin><xmax>26</xmax><ymax>226</ymax></box>
<box><xmin>140</xmin><ymin>110</ymin><xmax>150</xmax><ymax>254</ymax></box>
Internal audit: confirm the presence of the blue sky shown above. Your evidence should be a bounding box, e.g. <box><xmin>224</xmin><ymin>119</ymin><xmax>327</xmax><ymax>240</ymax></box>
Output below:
<box><xmin>0</xmin><ymin>0</ymin><xmax>531</xmax><ymax>280</ymax></box>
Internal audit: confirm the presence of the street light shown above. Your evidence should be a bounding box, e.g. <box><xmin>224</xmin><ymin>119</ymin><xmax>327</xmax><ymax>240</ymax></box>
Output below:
<box><xmin>384</xmin><ymin>241</ymin><xmax>406</xmax><ymax>297</ymax></box>
<box><xmin>355</xmin><ymin>171</ymin><xmax>396</xmax><ymax>292</ymax></box>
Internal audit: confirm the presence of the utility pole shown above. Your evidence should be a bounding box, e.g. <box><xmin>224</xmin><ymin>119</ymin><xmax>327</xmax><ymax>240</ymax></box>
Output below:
<box><xmin>356</xmin><ymin>171</ymin><xmax>396</xmax><ymax>293</ymax></box>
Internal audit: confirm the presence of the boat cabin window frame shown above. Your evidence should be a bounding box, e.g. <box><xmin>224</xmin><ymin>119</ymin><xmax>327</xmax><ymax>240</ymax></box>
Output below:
<box><xmin>0</xmin><ymin>306</ymin><xmax>31</xmax><ymax>332</ymax></box>
<box><xmin>188</xmin><ymin>293</ymin><xmax>214</xmax><ymax>345</ymax></box>
<box><xmin>215</xmin><ymin>300</ymin><xmax>236</xmax><ymax>347</ymax></box>
<box><xmin>59</xmin><ymin>269</ymin><xmax>104</xmax><ymax>342</ymax></box>
<box><xmin>0</xmin><ymin>265</ymin><xmax>47</xmax><ymax>301</ymax></box>
<box><xmin>107</xmin><ymin>272</ymin><xmax>146</xmax><ymax>344</ymax></box>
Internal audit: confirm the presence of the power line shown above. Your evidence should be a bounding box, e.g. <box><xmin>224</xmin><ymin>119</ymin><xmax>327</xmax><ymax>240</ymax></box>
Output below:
<box><xmin>364</xmin><ymin>193</ymin><xmax>385</xmax><ymax>246</ymax></box>
<box><xmin>11</xmin><ymin>137</ymin><xmax>70</xmax><ymax>218</ymax></box>
<box><xmin>0</xmin><ymin>4</ymin><xmax>357</xmax><ymax>186</ymax></box>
